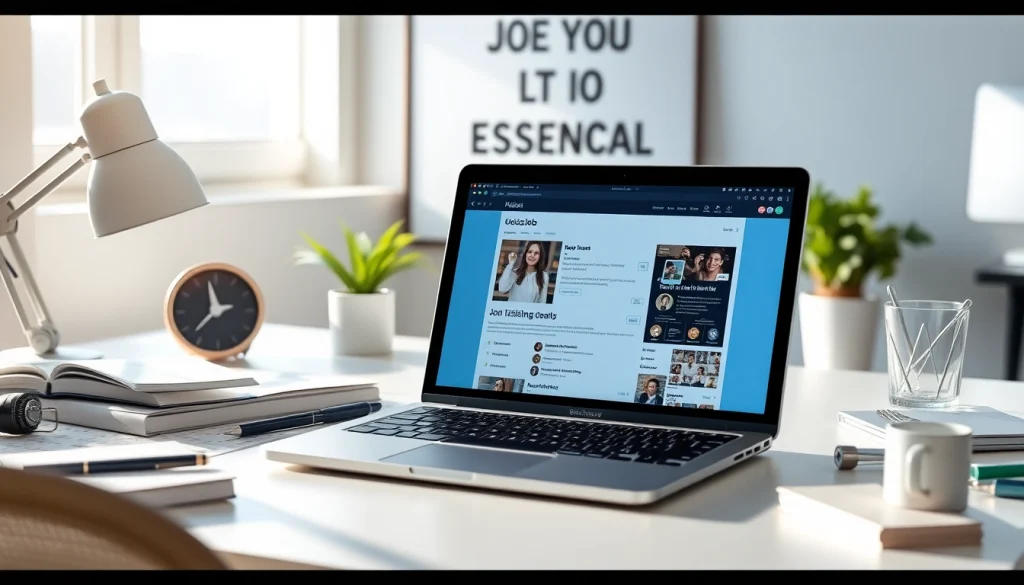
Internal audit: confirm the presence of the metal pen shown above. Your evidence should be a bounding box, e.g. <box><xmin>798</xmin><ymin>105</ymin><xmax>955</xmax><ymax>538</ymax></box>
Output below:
<box><xmin>834</xmin><ymin>445</ymin><xmax>884</xmax><ymax>470</ymax></box>
<box><xmin>23</xmin><ymin>453</ymin><xmax>209</xmax><ymax>476</ymax></box>
<box><xmin>224</xmin><ymin>401</ymin><xmax>383</xmax><ymax>438</ymax></box>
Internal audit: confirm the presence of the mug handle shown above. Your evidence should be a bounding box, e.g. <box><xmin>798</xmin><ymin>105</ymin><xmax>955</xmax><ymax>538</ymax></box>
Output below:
<box><xmin>904</xmin><ymin>444</ymin><xmax>931</xmax><ymax>497</ymax></box>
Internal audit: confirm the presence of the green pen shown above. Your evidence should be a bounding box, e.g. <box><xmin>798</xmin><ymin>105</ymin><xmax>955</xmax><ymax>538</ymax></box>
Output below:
<box><xmin>970</xmin><ymin>461</ymin><xmax>1024</xmax><ymax>481</ymax></box>
<box><xmin>971</xmin><ymin>478</ymin><xmax>1024</xmax><ymax>499</ymax></box>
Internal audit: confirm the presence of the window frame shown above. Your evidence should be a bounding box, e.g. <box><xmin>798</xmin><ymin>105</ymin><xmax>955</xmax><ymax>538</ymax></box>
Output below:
<box><xmin>32</xmin><ymin>15</ymin><xmax>322</xmax><ymax>193</ymax></box>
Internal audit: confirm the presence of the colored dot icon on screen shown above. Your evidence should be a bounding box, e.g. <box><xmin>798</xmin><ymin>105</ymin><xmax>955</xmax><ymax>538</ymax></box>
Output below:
<box><xmin>775</xmin><ymin>206</ymin><xmax>783</xmax><ymax>214</ymax></box>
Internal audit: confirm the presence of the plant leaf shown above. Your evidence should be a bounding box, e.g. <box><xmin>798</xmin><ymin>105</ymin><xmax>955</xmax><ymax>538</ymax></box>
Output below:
<box><xmin>371</xmin><ymin>252</ymin><xmax>425</xmax><ymax>290</ymax></box>
<box><xmin>374</xmin><ymin>219</ymin><xmax>405</xmax><ymax>256</ymax></box>
<box><xmin>299</xmin><ymin>232</ymin><xmax>359</xmax><ymax>292</ymax></box>
<box><xmin>342</xmin><ymin>225</ymin><xmax>368</xmax><ymax>289</ymax></box>
<box><xmin>366</xmin><ymin>225</ymin><xmax>418</xmax><ymax>291</ymax></box>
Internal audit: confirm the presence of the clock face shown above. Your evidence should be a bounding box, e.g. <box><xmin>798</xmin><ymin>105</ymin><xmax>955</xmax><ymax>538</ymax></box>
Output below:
<box><xmin>170</xmin><ymin>268</ymin><xmax>260</xmax><ymax>354</ymax></box>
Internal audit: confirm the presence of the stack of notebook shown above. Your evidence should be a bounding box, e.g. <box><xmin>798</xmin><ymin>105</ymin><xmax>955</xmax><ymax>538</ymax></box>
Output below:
<box><xmin>0</xmin><ymin>441</ymin><xmax>235</xmax><ymax>507</ymax></box>
<box><xmin>838</xmin><ymin>405</ymin><xmax>1024</xmax><ymax>452</ymax></box>
<box><xmin>0</xmin><ymin>356</ymin><xmax>378</xmax><ymax>436</ymax></box>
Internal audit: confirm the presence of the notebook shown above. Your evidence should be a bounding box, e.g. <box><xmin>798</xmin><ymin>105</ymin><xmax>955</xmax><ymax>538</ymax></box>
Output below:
<box><xmin>776</xmin><ymin>484</ymin><xmax>982</xmax><ymax>549</ymax></box>
<box><xmin>41</xmin><ymin>372</ymin><xmax>379</xmax><ymax>436</ymax></box>
<box><xmin>0</xmin><ymin>357</ymin><xmax>258</xmax><ymax>405</ymax></box>
<box><xmin>838</xmin><ymin>405</ymin><xmax>1024</xmax><ymax>452</ymax></box>
<box><xmin>0</xmin><ymin>441</ymin><xmax>235</xmax><ymax>508</ymax></box>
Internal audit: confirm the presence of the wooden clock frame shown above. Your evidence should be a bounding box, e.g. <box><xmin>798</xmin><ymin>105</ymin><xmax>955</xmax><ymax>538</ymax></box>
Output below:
<box><xmin>163</xmin><ymin>262</ymin><xmax>265</xmax><ymax>361</ymax></box>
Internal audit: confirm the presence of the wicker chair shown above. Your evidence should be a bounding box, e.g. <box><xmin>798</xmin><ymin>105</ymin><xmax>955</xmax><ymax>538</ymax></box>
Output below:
<box><xmin>0</xmin><ymin>467</ymin><xmax>227</xmax><ymax>569</ymax></box>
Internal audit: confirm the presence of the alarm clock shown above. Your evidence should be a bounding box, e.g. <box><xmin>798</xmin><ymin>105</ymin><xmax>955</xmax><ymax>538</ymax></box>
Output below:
<box><xmin>164</xmin><ymin>262</ymin><xmax>264</xmax><ymax>361</ymax></box>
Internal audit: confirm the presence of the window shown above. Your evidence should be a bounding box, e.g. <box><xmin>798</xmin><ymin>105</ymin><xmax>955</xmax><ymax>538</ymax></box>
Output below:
<box><xmin>30</xmin><ymin>15</ymin><xmax>310</xmax><ymax>191</ymax></box>
<box><xmin>30</xmin><ymin>16</ymin><xmax>80</xmax><ymax>147</ymax></box>
<box><xmin>138</xmin><ymin>16</ymin><xmax>300</xmax><ymax>144</ymax></box>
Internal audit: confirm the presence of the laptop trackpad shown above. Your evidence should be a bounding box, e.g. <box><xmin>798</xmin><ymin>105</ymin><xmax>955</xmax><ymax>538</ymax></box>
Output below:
<box><xmin>382</xmin><ymin>444</ymin><xmax>550</xmax><ymax>477</ymax></box>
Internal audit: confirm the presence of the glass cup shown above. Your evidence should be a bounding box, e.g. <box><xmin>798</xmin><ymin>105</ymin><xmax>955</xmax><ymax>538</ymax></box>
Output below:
<box><xmin>884</xmin><ymin>300</ymin><xmax>970</xmax><ymax>409</ymax></box>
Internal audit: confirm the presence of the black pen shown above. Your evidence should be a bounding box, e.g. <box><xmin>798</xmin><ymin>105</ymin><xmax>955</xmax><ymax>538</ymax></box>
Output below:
<box><xmin>224</xmin><ymin>401</ymin><xmax>383</xmax><ymax>438</ymax></box>
<box><xmin>23</xmin><ymin>453</ymin><xmax>209</xmax><ymax>476</ymax></box>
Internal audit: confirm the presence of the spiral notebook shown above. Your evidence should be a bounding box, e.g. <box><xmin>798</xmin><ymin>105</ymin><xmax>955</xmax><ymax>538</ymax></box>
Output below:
<box><xmin>838</xmin><ymin>405</ymin><xmax>1024</xmax><ymax>452</ymax></box>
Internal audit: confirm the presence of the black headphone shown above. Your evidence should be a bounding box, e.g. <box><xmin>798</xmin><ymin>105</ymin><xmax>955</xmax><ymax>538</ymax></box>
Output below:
<box><xmin>0</xmin><ymin>393</ymin><xmax>52</xmax><ymax>435</ymax></box>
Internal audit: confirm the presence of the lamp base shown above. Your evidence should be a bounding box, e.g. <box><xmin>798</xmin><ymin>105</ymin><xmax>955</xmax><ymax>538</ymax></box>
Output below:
<box><xmin>0</xmin><ymin>345</ymin><xmax>103</xmax><ymax>363</ymax></box>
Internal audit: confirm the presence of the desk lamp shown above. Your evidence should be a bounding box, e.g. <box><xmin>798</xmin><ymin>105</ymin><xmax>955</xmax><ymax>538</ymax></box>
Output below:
<box><xmin>0</xmin><ymin>79</ymin><xmax>208</xmax><ymax>361</ymax></box>
<box><xmin>966</xmin><ymin>84</ymin><xmax>1024</xmax><ymax>266</ymax></box>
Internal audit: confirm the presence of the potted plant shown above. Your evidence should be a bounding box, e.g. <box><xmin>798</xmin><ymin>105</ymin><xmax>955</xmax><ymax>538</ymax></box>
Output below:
<box><xmin>799</xmin><ymin>183</ymin><xmax>932</xmax><ymax>370</ymax></box>
<box><xmin>294</xmin><ymin>219</ymin><xmax>424</xmax><ymax>356</ymax></box>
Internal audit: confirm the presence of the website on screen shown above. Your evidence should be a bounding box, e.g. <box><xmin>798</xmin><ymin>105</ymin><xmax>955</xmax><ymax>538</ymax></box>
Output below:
<box><xmin>436</xmin><ymin>184</ymin><xmax>793</xmax><ymax>416</ymax></box>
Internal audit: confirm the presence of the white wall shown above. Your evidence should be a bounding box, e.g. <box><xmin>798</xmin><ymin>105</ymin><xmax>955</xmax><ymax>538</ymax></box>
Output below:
<box><xmin>0</xmin><ymin>16</ymin><xmax>36</xmax><ymax>350</ymax></box>
<box><xmin>700</xmin><ymin>15</ymin><xmax>1024</xmax><ymax>377</ymax></box>
<box><xmin>34</xmin><ymin>189</ymin><xmax>405</xmax><ymax>343</ymax></box>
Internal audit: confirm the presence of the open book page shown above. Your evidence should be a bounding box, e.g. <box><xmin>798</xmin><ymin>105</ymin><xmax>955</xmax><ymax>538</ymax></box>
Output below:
<box><xmin>46</xmin><ymin>378</ymin><xmax>261</xmax><ymax>408</ymax></box>
<box><xmin>0</xmin><ymin>360</ymin><xmax>61</xmax><ymax>392</ymax></box>
<box><xmin>49</xmin><ymin>357</ymin><xmax>258</xmax><ymax>393</ymax></box>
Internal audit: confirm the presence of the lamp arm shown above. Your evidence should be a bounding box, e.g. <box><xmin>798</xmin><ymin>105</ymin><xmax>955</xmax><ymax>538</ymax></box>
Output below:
<box><xmin>7</xmin><ymin>154</ymin><xmax>91</xmax><ymax>224</ymax></box>
<box><xmin>0</xmin><ymin>136</ymin><xmax>91</xmax><ymax>355</ymax></box>
<box><xmin>0</xmin><ymin>137</ymin><xmax>87</xmax><ymax>207</ymax></box>
<box><xmin>0</xmin><ymin>230</ymin><xmax>56</xmax><ymax>354</ymax></box>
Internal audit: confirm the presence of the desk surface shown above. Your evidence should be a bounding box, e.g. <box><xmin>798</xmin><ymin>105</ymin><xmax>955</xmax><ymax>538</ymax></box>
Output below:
<box><xmin>88</xmin><ymin>324</ymin><xmax>1024</xmax><ymax>570</ymax></box>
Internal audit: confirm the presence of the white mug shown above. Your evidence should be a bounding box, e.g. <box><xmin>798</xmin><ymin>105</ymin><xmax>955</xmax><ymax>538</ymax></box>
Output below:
<box><xmin>882</xmin><ymin>421</ymin><xmax>972</xmax><ymax>512</ymax></box>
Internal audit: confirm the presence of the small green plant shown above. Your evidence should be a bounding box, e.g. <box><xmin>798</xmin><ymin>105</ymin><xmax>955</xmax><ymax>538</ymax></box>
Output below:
<box><xmin>802</xmin><ymin>183</ymin><xmax>932</xmax><ymax>297</ymax></box>
<box><xmin>294</xmin><ymin>219</ymin><xmax>425</xmax><ymax>294</ymax></box>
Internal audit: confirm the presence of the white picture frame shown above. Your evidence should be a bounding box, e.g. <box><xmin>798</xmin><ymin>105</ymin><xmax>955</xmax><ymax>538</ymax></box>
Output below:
<box><xmin>406</xmin><ymin>15</ymin><xmax>700</xmax><ymax>242</ymax></box>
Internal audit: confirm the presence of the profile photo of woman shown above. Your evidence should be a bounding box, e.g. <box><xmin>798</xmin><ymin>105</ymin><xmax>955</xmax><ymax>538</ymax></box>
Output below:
<box><xmin>691</xmin><ymin>248</ymin><xmax>729</xmax><ymax>281</ymax></box>
<box><xmin>534</xmin><ymin>342</ymin><xmax>543</xmax><ymax>352</ymax></box>
<box><xmin>670</xmin><ymin>363</ymin><xmax>681</xmax><ymax>375</ymax></box>
<box><xmin>530</xmin><ymin>366</ymin><xmax>539</xmax><ymax>376</ymax></box>
<box><xmin>649</xmin><ymin>324</ymin><xmax>662</xmax><ymax>338</ymax></box>
<box><xmin>497</xmin><ymin>241</ymin><xmax>550</xmax><ymax>303</ymax></box>
<box><xmin>492</xmin><ymin>378</ymin><xmax>510</xmax><ymax>392</ymax></box>
<box><xmin>655</xmin><ymin>293</ymin><xmax>674</xmax><ymax>311</ymax></box>
<box><xmin>635</xmin><ymin>377</ymin><xmax>663</xmax><ymax>406</ymax></box>
<box><xmin>532</xmin><ymin>353</ymin><xmax>541</xmax><ymax>364</ymax></box>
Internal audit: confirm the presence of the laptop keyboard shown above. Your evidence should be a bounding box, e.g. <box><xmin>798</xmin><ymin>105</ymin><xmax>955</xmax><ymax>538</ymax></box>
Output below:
<box><xmin>346</xmin><ymin>406</ymin><xmax>739</xmax><ymax>465</ymax></box>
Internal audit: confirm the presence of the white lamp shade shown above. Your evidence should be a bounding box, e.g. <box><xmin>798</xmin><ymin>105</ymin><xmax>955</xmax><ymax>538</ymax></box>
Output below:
<box><xmin>86</xmin><ymin>139</ymin><xmax>208</xmax><ymax>237</ymax></box>
<box><xmin>966</xmin><ymin>84</ymin><xmax>1024</xmax><ymax>224</ymax></box>
<box><xmin>79</xmin><ymin>79</ymin><xmax>208</xmax><ymax>237</ymax></box>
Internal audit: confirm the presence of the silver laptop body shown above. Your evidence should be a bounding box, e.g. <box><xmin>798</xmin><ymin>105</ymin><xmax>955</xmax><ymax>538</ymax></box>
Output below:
<box><xmin>266</xmin><ymin>164</ymin><xmax>810</xmax><ymax>506</ymax></box>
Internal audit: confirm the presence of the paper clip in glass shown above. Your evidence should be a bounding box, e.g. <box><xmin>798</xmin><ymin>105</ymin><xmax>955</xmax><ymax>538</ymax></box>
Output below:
<box><xmin>0</xmin><ymin>393</ymin><xmax>58</xmax><ymax>435</ymax></box>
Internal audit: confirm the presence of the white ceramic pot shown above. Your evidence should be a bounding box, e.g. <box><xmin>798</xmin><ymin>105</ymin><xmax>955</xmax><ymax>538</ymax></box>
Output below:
<box><xmin>328</xmin><ymin>288</ymin><xmax>395</xmax><ymax>356</ymax></box>
<box><xmin>798</xmin><ymin>292</ymin><xmax>879</xmax><ymax>371</ymax></box>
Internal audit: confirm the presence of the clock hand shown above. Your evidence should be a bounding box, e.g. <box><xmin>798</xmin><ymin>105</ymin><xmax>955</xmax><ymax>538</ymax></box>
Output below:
<box><xmin>207</xmin><ymin>281</ymin><xmax>221</xmax><ymax>310</ymax></box>
<box><xmin>195</xmin><ymin>312</ymin><xmax>214</xmax><ymax>332</ymax></box>
<box><xmin>218</xmin><ymin>304</ymin><xmax>234</xmax><ymax>312</ymax></box>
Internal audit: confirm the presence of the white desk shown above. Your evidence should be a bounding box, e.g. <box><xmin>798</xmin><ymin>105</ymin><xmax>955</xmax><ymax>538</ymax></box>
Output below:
<box><xmin>87</xmin><ymin>324</ymin><xmax>1024</xmax><ymax>570</ymax></box>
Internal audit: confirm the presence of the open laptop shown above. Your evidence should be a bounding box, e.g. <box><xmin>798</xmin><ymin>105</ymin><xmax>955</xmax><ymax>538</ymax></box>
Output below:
<box><xmin>266</xmin><ymin>164</ymin><xmax>810</xmax><ymax>506</ymax></box>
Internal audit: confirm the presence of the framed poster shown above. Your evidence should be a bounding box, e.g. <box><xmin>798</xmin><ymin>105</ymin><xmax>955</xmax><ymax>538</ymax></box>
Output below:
<box><xmin>407</xmin><ymin>15</ymin><xmax>699</xmax><ymax>242</ymax></box>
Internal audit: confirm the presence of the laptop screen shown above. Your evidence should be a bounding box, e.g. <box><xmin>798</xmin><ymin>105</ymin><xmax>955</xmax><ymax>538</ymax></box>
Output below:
<box><xmin>433</xmin><ymin>181</ymin><xmax>794</xmax><ymax>417</ymax></box>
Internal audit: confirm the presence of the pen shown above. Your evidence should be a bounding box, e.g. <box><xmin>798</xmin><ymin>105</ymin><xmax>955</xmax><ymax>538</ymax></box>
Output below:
<box><xmin>23</xmin><ymin>453</ymin><xmax>209</xmax><ymax>476</ymax></box>
<box><xmin>224</xmin><ymin>401</ymin><xmax>383</xmax><ymax>438</ymax></box>
<box><xmin>970</xmin><ymin>478</ymin><xmax>1024</xmax><ymax>499</ymax></box>
<box><xmin>970</xmin><ymin>461</ymin><xmax>1024</xmax><ymax>481</ymax></box>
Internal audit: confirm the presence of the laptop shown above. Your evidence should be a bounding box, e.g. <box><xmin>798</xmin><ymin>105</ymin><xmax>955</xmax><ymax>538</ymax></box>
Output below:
<box><xmin>266</xmin><ymin>164</ymin><xmax>810</xmax><ymax>506</ymax></box>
